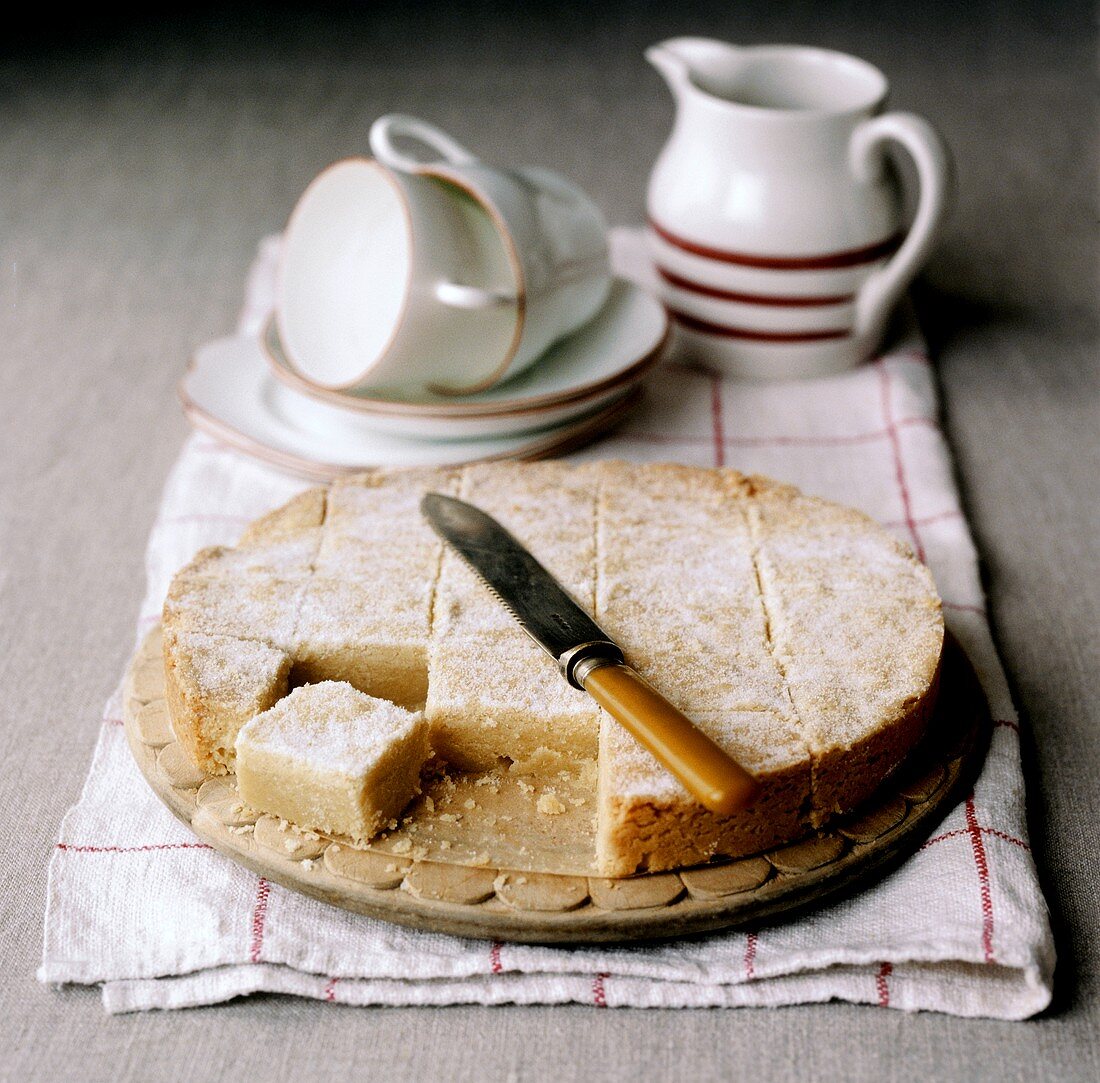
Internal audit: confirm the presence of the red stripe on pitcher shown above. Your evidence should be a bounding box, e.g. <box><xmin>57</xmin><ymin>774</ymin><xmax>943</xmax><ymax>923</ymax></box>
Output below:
<box><xmin>656</xmin><ymin>266</ymin><xmax>855</xmax><ymax>306</ymax></box>
<box><xmin>670</xmin><ymin>309</ymin><xmax>851</xmax><ymax>342</ymax></box>
<box><xmin>649</xmin><ymin>218</ymin><xmax>900</xmax><ymax>270</ymax></box>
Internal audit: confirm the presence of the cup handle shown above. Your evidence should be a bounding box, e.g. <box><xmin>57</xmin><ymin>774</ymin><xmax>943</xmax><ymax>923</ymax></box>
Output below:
<box><xmin>849</xmin><ymin>112</ymin><xmax>953</xmax><ymax>352</ymax></box>
<box><xmin>370</xmin><ymin>115</ymin><xmax>478</xmax><ymax>172</ymax></box>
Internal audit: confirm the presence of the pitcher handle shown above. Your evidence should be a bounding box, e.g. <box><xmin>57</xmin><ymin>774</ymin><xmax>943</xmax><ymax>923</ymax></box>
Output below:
<box><xmin>370</xmin><ymin>114</ymin><xmax>478</xmax><ymax>172</ymax></box>
<box><xmin>849</xmin><ymin>113</ymin><xmax>953</xmax><ymax>352</ymax></box>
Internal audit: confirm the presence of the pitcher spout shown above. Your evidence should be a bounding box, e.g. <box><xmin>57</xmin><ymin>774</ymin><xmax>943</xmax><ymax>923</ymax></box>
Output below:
<box><xmin>645</xmin><ymin>37</ymin><xmax>742</xmax><ymax>97</ymax></box>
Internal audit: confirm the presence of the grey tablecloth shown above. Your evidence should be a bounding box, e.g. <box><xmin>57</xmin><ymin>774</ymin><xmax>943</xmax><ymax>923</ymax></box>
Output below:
<box><xmin>2</xmin><ymin>2</ymin><xmax>1097</xmax><ymax>1080</ymax></box>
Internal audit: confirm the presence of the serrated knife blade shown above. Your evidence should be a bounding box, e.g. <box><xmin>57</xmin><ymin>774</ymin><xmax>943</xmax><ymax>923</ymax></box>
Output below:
<box><xmin>420</xmin><ymin>492</ymin><xmax>760</xmax><ymax>817</ymax></box>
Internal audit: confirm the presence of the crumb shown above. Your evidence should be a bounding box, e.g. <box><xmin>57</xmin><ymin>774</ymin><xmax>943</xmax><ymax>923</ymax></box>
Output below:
<box><xmin>463</xmin><ymin>798</ymin><xmax>476</xmax><ymax>810</ymax></box>
<box><xmin>330</xmin><ymin>844</ymin><xmax>341</xmax><ymax>854</ymax></box>
<box><xmin>284</xmin><ymin>838</ymin><xmax>298</xmax><ymax>852</ymax></box>
<box><xmin>302</xmin><ymin>858</ymin><xmax>315</xmax><ymax>871</ymax></box>
<box><xmin>440</xmin><ymin>840</ymin><xmax>451</xmax><ymax>850</ymax></box>
<box><xmin>517</xmin><ymin>780</ymin><xmax>534</xmax><ymax>794</ymax></box>
<box><xmin>537</xmin><ymin>793</ymin><xmax>567</xmax><ymax>816</ymax></box>
<box><xmin>424</xmin><ymin>796</ymin><xmax>435</xmax><ymax>813</ymax></box>
<box><xmin>391</xmin><ymin>838</ymin><xmax>413</xmax><ymax>854</ymax></box>
<box><xmin>569</xmin><ymin>797</ymin><xmax>587</xmax><ymax>807</ymax></box>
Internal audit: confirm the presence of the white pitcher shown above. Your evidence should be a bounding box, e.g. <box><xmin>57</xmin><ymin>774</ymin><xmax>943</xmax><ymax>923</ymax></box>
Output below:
<box><xmin>645</xmin><ymin>38</ymin><xmax>952</xmax><ymax>379</ymax></box>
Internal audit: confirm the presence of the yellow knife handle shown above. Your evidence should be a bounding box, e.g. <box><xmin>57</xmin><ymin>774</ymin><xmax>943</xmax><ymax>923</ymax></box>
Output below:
<box><xmin>581</xmin><ymin>662</ymin><xmax>760</xmax><ymax>816</ymax></box>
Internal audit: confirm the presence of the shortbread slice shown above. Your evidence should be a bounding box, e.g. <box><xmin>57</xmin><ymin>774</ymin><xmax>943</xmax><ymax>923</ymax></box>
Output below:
<box><xmin>597</xmin><ymin>706</ymin><xmax>812</xmax><ymax>876</ymax></box>
<box><xmin>163</xmin><ymin>628</ymin><xmax>292</xmax><ymax>774</ymax></box>
<box><xmin>425</xmin><ymin>462</ymin><xmax>601</xmax><ymax>769</ymax></box>
<box><xmin>179</xmin><ymin>530</ymin><xmax>321</xmax><ymax>582</ymax></box>
<box><xmin>426</xmin><ymin>631</ymin><xmax>598</xmax><ymax>771</ymax></box>
<box><xmin>431</xmin><ymin>462</ymin><xmax>599</xmax><ymax>640</ymax></box>
<box><xmin>594</xmin><ymin>463</ymin><xmax>812</xmax><ymax>876</ymax></box>
<box><xmin>162</xmin><ymin>573</ymin><xmax>306</xmax><ymax>652</ymax></box>
<box><xmin>293</xmin><ymin>575</ymin><xmax>431</xmax><ymax>710</ymax></box>
<box><xmin>292</xmin><ymin>469</ymin><xmax>458</xmax><ymax>707</ymax></box>
<box><xmin>235</xmin><ymin>681</ymin><xmax>429</xmax><ymax>844</ymax></box>
<box><xmin>314</xmin><ymin>467</ymin><xmax>458</xmax><ymax>581</ymax></box>
<box><xmin>747</xmin><ymin>481</ymin><xmax>944</xmax><ymax>825</ymax></box>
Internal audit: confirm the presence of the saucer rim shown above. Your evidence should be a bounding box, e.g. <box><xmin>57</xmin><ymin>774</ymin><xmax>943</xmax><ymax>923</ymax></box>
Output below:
<box><xmin>259</xmin><ymin>277</ymin><xmax>669</xmax><ymax>420</ymax></box>
<box><xmin>178</xmin><ymin>372</ymin><xmax>643</xmax><ymax>482</ymax></box>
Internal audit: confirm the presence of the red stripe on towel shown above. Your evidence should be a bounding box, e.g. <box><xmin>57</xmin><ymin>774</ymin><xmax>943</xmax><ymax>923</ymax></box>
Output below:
<box><xmin>56</xmin><ymin>842</ymin><xmax>212</xmax><ymax>854</ymax></box>
<box><xmin>592</xmin><ymin>972</ymin><xmax>608</xmax><ymax>1007</ymax></box>
<box><xmin>250</xmin><ymin>877</ymin><xmax>271</xmax><ymax>963</ymax></box>
<box><xmin>744</xmin><ymin>932</ymin><xmax>758</xmax><ymax>980</ymax></box>
<box><xmin>876</xmin><ymin>962</ymin><xmax>894</xmax><ymax>1007</ymax></box>
<box><xmin>878</xmin><ymin>361</ymin><xmax>926</xmax><ymax>562</ymax></box>
<box><xmin>965</xmin><ymin>798</ymin><xmax>995</xmax><ymax>963</ymax></box>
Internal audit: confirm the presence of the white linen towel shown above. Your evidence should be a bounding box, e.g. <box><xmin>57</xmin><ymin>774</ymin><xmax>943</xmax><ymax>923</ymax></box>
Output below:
<box><xmin>39</xmin><ymin>230</ymin><xmax>1054</xmax><ymax>1017</ymax></box>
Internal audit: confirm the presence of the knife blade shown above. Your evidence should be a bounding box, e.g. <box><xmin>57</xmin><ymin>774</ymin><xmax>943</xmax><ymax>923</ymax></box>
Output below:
<box><xmin>420</xmin><ymin>492</ymin><xmax>760</xmax><ymax>816</ymax></box>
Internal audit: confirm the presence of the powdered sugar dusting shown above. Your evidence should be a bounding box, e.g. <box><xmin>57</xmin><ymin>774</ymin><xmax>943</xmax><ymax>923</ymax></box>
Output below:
<box><xmin>169</xmin><ymin>629</ymin><xmax>289</xmax><ymax>709</ymax></box>
<box><xmin>165</xmin><ymin>462</ymin><xmax>942</xmax><ymax>829</ymax></box>
<box><xmin>237</xmin><ymin>681</ymin><xmax>424</xmax><ymax>776</ymax></box>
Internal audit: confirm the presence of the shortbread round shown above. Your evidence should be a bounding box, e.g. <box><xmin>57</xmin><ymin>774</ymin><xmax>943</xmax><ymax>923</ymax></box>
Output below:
<box><xmin>162</xmin><ymin>462</ymin><xmax>943</xmax><ymax>876</ymax></box>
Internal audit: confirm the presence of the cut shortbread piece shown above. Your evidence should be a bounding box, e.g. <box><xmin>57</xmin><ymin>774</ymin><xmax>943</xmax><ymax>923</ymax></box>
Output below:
<box><xmin>595</xmin><ymin>463</ymin><xmax>811</xmax><ymax>875</ymax></box>
<box><xmin>431</xmin><ymin>462</ymin><xmax>598</xmax><ymax>640</ymax></box>
<box><xmin>235</xmin><ymin>681</ymin><xmax>429</xmax><ymax>844</ymax></box>
<box><xmin>163</xmin><ymin>570</ymin><xmax>308</xmax><ymax>652</ymax></box>
<box><xmin>163</xmin><ymin>627</ymin><xmax>291</xmax><ymax>774</ymax></box>
<box><xmin>176</xmin><ymin>531</ymin><xmax>320</xmax><ymax>581</ymax></box>
<box><xmin>314</xmin><ymin>467</ymin><xmax>458</xmax><ymax>581</ymax></box>
<box><xmin>295</xmin><ymin>469</ymin><xmax>458</xmax><ymax>707</ymax></box>
<box><xmin>294</xmin><ymin>577</ymin><xmax>432</xmax><ymax>710</ymax></box>
<box><xmin>426</xmin><ymin>462</ymin><xmax>601</xmax><ymax>769</ymax></box>
<box><xmin>427</xmin><ymin>632</ymin><xmax>598</xmax><ymax>771</ymax></box>
<box><xmin>746</xmin><ymin>478</ymin><xmax>943</xmax><ymax>825</ymax></box>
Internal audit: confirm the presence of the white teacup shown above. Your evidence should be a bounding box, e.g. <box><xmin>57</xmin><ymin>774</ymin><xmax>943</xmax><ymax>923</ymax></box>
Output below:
<box><xmin>277</xmin><ymin>158</ymin><xmax>518</xmax><ymax>396</ymax></box>
<box><xmin>369</xmin><ymin>115</ymin><xmax>612</xmax><ymax>390</ymax></box>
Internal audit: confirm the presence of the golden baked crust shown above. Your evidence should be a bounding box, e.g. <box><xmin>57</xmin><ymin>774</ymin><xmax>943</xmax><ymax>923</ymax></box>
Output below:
<box><xmin>163</xmin><ymin>626</ymin><xmax>292</xmax><ymax>775</ymax></box>
<box><xmin>161</xmin><ymin>462</ymin><xmax>943</xmax><ymax>872</ymax></box>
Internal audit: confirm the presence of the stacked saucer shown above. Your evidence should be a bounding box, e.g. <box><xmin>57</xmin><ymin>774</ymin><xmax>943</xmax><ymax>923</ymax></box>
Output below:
<box><xmin>180</xmin><ymin>276</ymin><xmax>668</xmax><ymax>481</ymax></box>
<box><xmin>180</xmin><ymin>119</ymin><xmax>668</xmax><ymax>480</ymax></box>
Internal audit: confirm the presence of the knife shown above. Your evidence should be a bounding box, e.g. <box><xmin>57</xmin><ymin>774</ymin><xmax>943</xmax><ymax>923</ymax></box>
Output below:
<box><xmin>420</xmin><ymin>493</ymin><xmax>760</xmax><ymax>816</ymax></box>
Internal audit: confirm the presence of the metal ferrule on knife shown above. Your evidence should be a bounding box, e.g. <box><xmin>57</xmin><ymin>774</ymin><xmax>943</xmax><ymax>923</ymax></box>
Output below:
<box><xmin>558</xmin><ymin>640</ymin><xmax>625</xmax><ymax>688</ymax></box>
